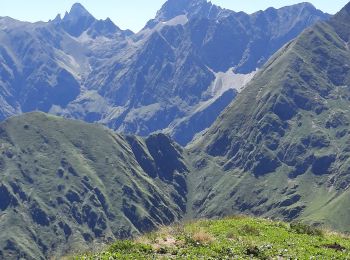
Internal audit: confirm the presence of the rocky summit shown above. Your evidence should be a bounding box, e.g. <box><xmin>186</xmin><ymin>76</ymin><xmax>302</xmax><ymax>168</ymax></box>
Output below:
<box><xmin>0</xmin><ymin>0</ymin><xmax>329</xmax><ymax>145</ymax></box>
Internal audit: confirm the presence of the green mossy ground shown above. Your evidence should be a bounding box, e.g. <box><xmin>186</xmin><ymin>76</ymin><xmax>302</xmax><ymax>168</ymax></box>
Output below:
<box><xmin>77</xmin><ymin>216</ymin><xmax>350</xmax><ymax>259</ymax></box>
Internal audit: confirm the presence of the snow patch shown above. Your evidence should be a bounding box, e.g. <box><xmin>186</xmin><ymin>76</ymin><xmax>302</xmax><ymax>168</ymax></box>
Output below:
<box><xmin>185</xmin><ymin>68</ymin><xmax>258</xmax><ymax>124</ymax></box>
<box><xmin>210</xmin><ymin>68</ymin><xmax>257</xmax><ymax>97</ymax></box>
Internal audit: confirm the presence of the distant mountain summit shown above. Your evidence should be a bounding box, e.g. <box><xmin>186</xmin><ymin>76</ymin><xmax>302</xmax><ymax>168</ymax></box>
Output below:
<box><xmin>60</xmin><ymin>3</ymin><xmax>96</xmax><ymax>36</ymax></box>
<box><xmin>329</xmin><ymin>1</ymin><xmax>350</xmax><ymax>41</ymax></box>
<box><xmin>52</xmin><ymin>2</ymin><xmax>130</xmax><ymax>38</ymax></box>
<box><xmin>0</xmin><ymin>1</ymin><xmax>330</xmax><ymax>145</ymax></box>
<box><xmin>146</xmin><ymin>0</ymin><xmax>224</xmax><ymax>28</ymax></box>
<box><xmin>68</xmin><ymin>2</ymin><xmax>93</xmax><ymax>17</ymax></box>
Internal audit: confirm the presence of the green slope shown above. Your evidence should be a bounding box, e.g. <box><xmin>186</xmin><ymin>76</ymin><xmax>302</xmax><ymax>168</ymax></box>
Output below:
<box><xmin>78</xmin><ymin>216</ymin><xmax>350</xmax><ymax>259</ymax></box>
<box><xmin>0</xmin><ymin>112</ymin><xmax>190</xmax><ymax>259</ymax></box>
<box><xmin>189</xmin><ymin>3</ymin><xmax>350</xmax><ymax>231</ymax></box>
<box><xmin>3</xmin><ymin>3</ymin><xmax>350</xmax><ymax>259</ymax></box>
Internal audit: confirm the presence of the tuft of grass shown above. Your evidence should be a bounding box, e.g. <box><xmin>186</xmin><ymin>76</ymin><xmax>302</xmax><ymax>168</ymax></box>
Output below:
<box><xmin>239</xmin><ymin>224</ymin><xmax>260</xmax><ymax>236</ymax></box>
<box><xmin>192</xmin><ymin>230</ymin><xmax>214</xmax><ymax>245</ymax></box>
<box><xmin>290</xmin><ymin>222</ymin><xmax>324</xmax><ymax>236</ymax></box>
<box><xmin>226</xmin><ymin>230</ymin><xmax>236</xmax><ymax>239</ymax></box>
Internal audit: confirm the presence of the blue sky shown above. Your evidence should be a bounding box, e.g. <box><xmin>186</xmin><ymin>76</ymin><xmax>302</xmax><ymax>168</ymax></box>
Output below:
<box><xmin>1</xmin><ymin>0</ymin><xmax>348</xmax><ymax>32</ymax></box>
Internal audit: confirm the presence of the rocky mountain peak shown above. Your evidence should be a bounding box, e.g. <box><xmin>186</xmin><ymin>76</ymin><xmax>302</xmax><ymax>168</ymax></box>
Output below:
<box><xmin>52</xmin><ymin>14</ymin><xmax>62</xmax><ymax>23</ymax></box>
<box><xmin>145</xmin><ymin>0</ymin><xmax>217</xmax><ymax>28</ymax></box>
<box><xmin>334</xmin><ymin>1</ymin><xmax>350</xmax><ymax>19</ymax></box>
<box><xmin>294</xmin><ymin>2</ymin><xmax>316</xmax><ymax>10</ymax></box>
<box><xmin>157</xmin><ymin>0</ymin><xmax>208</xmax><ymax>18</ymax></box>
<box><xmin>329</xmin><ymin>1</ymin><xmax>350</xmax><ymax>41</ymax></box>
<box><xmin>59</xmin><ymin>3</ymin><xmax>96</xmax><ymax>36</ymax></box>
<box><xmin>58</xmin><ymin>3</ymin><xmax>130</xmax><ymax>38</ymax></box>
<box><xmin>65</xmin><ymin>3</ymin><xmax>94</xmax><ymax>20</ymax></box>
<box><xmin>341</xmin><ymin>1</ymin><xmax>350</xmax><ymax>12</ymax></box>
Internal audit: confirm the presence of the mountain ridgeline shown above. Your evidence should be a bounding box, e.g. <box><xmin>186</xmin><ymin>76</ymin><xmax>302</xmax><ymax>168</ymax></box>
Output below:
<box><xmin>0</xmin><ymin>113</ymin><xmax>190</xmax><ymax>259</ymax></box>
<box><xmin>190</xmin><ymin>1</ymin><xmax>350</xmax><ymax>233</ymax></box>
<box><xmin>2</xmin><ymin>0</ymin><xmax>350</xmax><ymax>259</ymax></box>
<box><xmin>0</xmin><ymin>0</ymin><xmax>329</xmax><ymax>145</ymax></box>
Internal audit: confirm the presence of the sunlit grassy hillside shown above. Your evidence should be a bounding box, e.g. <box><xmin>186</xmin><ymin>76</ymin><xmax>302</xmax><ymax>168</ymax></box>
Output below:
<box><xmin>77</xmin><ymin>216</ymin><xmax>350</xmax><ymax>259</ymax></box>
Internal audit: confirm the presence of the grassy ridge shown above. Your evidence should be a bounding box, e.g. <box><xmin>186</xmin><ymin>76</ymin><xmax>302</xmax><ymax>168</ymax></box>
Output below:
<box><xmin>77</xmin><ymin>216</ymin><xmax>350</xmax><ymax>259</ymax></box>
<box><xmin>0</xmin><ymin>112</ymin><xmax>190</xmax><ymax>259</ymax></box>
<box><xmin>187</xmin><ymin>2</ymin><xmax>350</xmax><ymax>232</ymax></box>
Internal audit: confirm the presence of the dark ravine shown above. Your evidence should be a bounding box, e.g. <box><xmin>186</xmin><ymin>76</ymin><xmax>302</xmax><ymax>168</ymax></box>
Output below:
<box><xmin>0</xmin><ymin>0</ymin><xmax>329</xmax><ymax>145</ymax></box>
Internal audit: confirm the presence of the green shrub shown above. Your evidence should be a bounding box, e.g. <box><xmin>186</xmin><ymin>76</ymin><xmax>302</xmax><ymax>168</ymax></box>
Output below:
<box><xmin>290</xmin><ymin>222</ymin><xmax>323</xmax><ymax>236</ymax></box>
<box><xmin>226</xmin><ymin>230</ymin><xmax>236</xmax><ymax>239</ymax></box>
<box><xmin>239</xmin><ymin>224</ymin><xmax>260</xmax><ymax>236</ymax></box>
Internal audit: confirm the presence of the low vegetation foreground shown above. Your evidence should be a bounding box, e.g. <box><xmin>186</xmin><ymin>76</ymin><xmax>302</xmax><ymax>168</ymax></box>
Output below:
<box><xmin>76</xmin><ymin>216</ymin><xmax>350</xmax><ymax>259</ymax></box>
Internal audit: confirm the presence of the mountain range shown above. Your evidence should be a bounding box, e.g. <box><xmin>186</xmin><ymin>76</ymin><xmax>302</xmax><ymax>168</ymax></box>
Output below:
<box><xmin>0</xmin><ymin>0</ymin><xmax>329</xmax><ymax>145</ymax></box>
<box><xmin>2</xmin><ymin>0</ymin><xmax>350</xmax><ymax>259</ymax></box>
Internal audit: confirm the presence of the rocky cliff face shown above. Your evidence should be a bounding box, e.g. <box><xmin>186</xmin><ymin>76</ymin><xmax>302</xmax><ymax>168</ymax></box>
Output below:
<box><xmin>0</xmin><ymin>1</ymin><xmax>330</xmax><ymax>145</ymax></box>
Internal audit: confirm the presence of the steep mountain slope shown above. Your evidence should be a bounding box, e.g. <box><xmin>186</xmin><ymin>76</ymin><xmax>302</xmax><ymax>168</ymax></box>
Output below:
<box><xmin>0</xmin><ymin>4</ymin><xmax>130</xmax><ymax>120</ymax></box>
<box><xmin>80</xmin><ymin>0</ymin><xmax>329</xmax><ymax>145</ymax></box>
<box><xmin>0</xmin><ymin>1</ymin><xmax>329</xmax><ymax>145</ymax></box>
<box><xmin>0</xmin><ymin>112</ymin><xmax>189</xmax><ymax>259</ymax></box>
<box><xmin>189</xmin><ymin>2</ymin><xmax>350</xmax><ymax>232</ymax></box>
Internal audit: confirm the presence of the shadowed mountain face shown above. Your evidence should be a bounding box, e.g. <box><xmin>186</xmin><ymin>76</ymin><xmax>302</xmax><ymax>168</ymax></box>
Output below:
<box><xmin>0</xmin><ymin>112</ymin><xmax>189</xmax><ymax>259</ymax></box>
<box><xmin>58</xmin><ymin>3</ymin><xmax>129</xmax><ymax>38</ymax></box>
<box><xmin>0</xmin><ymin>0</ymin><xmax>329</xmax><ymax>145</ymax></box>
<box><xmin>189</xmin><ymin>1</ymin><xmax>350</xmax><ymax>232</ymax></box>
<box><xmin>0</xmin><ymin>4</ymin><xmax>130</xmax><ymax>121</ymax></box>
<box><xmin>61</xmin><ymin>3</ymin><xmax>96</xmax><ymax>37</ymax></box>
